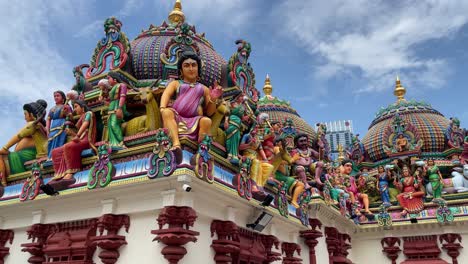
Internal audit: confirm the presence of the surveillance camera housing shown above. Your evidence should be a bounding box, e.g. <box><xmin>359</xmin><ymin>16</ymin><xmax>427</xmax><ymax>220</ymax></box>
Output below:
<box><xmin>182</xmin><ymin>183</ymin><xmax>192</xmax><ymax>192</ymax></box>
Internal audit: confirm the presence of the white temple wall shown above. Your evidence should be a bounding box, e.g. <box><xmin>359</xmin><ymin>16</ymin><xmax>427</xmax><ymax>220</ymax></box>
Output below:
<box><xmin>3</xmin><ymin>227</ymin><xmax>29</xmax><ymax>264</ymax></box>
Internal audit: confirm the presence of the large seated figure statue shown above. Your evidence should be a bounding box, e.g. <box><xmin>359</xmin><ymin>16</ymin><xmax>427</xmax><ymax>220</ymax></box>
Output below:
<box><xmin>159</xmin><ymin>50</ymin><xmax>223</xmax><ymax>157</ymax></box>
<box><xmin>46</xmin><ymin>90</ymin><xmax>72</xmax><ymax>158</ymax></box>
<box><xmin>51</xmin><ymin>100</ymin><xmax>96</xmax><ymax>182</ymax></box>
<box><xmin>341</xmin><ymin>159</ymin><xmax>372</xmax><ymax>215</ymax></box>
<box><xmin>290</xmin><ymin>133</ymin><xmax>323</xmax><ymax>189</ymax></box>
<box><xmin>0</xmin><ymin>100</ymin><xmax>48</xmax><ymax>186</ymax></box>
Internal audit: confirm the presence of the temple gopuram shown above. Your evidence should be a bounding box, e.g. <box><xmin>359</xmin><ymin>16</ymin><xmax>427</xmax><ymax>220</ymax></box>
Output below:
<box><xmin>0</xmin><ymin>1</ymin><xmax>467</xmax><ymax>263</ymax></box>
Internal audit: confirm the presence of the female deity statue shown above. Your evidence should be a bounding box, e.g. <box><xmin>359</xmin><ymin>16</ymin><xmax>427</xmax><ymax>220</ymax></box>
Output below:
<box><xmin>50</xmin><ymin>100</ymin><xmax>96</xmax><ymax>181</ymax></box>
<box><xmin>225</xmin><ymin>93</ymin><xmax>247</xmax><ymax>164</ymax></box>
<box><xmin>106</xmin><ymin>71</ymin><xmax>128</xmax><ymax>148</ymax></box>
<box><xmin>0</xmin><ymin>100</ymin><xmax>48</xmax><ymax>186</ymax></box>
<box><xmin>394</xmin><ymin>165</ymin><xmax>425</xmax><ymax>216</ymax></box>
<box><xmin>425</xmin><ymin>159</ymin><xmax>444</xmax><ymax>201</ymax></box>
<box><xmin>98</xmin><ymin>79</ymin><xmax>111</xmax><ymax>105</ymax></box>
<box><xmin>376</xmin><ymin>165</ymin><xmax>392</xmax><ymax>207</ymax></box>
<box><xmin>46</xmin><ymin>90</ymin><xmax>72</xmax><ymax>158</ymax></box>
<box><xmin>239</xmin><ymin>125</ymin><xmax>273</xmax><ymax>190</ymax></box>
<box><xmin>159</xmin><ymin>50</ymin><xmax>223</xmax><ymax>155</ymax></box>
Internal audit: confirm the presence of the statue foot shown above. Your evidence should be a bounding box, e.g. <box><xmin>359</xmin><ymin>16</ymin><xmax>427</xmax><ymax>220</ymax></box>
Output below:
<box><xmin>50</xmin><ymin>174</ymin><xmax>63</xmax><ymax>181</ymax></box>
<box><xmin>63</xmin><ymin>173</ymin><xmax>74</xmax><ymax>180</ymax></box>
<box><xmin>364</xmin><ymin>210</ymin><xmax>373</xmax><ymax>215</ymax></box>
<box><xmin>291</xmin><ymin>201</ymin><xmax>300</xmax><ymax>208</ymax></box>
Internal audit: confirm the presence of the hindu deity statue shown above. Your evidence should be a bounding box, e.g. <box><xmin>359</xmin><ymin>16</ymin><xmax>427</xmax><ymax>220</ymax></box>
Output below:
<box><xmin>239</xmin><ymin>125</ymin><xmax>274</xmax><ymax>190</ymax></box>
<box><xmin>224</xmin><ymin>93</ymin><xmax>247</xmax><ymax>164</ymax></box>
<box><xmin>98</xmin><ymin>79</ymin><xmax>111</xmax><ymax>105</ymax></box>
<box><xmin>46</xmin><ymin>90</ymin><xmax>72</xmax><ymax>158</ymax></box>
<box><xmin>105</xmin><ymin>71</ymin><xmax>128</xmax><ymax>148</ymax></box>
<box><xmin>290</xmin><ymin>133</ymin><xmax>323</xmax><ymax>189</ymax></box>
<box><xmin>256</xmin><ymin>113</ymin><xmax>275</xmax><ymax>161</ymax></box>
<box><xmin>396</xmin><ymin>134</ymin><xmax>408</xmax><ymax>152</ymax></box>
<box><xmin>425</xmin><ymin>159</ymin><xmax>444</xmax><ymax>201</ymax></box>
<box><xmin>50</xmin><ymin>100</ymin><xmax>96</xmax><ymax>181</ymax></box>
<box><xmin>269</xmin><ymin>137</ymin><xmax>304</xmax><ymax>208</ymax></box>
<box><xmin>271</xmin><ymin>121</ymin><xmax>282</xmax><ymax>137</ymax></box>
<box><xmin>159</xmin><ymin>50</ymin><xmax>223</xmax><ymax>157</ymax></box>
<box><xmin>0</xmin><ymin>100</ymin><xmax>48</xmax><ymax>186</ymax></box>
<box><xmin>342</xmin><ymin>159</ymin><xmax>372</xmax><ymax>214</ymax></box>
<box><xmin>377</xmin><ymin>166</ymin><xmax>392</xmax><ymax>207</ymax></box>
<box><xmin>394</xmin><ymin>165</ymin><xmax>425</xmax><ymax>216</ymax></box>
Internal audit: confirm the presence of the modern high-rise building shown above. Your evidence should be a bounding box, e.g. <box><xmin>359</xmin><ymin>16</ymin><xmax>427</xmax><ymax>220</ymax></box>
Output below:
<box><xmin>324</xmin><ymin>120</ymin><xmax>354</xmax><ymax>161</ymax></box>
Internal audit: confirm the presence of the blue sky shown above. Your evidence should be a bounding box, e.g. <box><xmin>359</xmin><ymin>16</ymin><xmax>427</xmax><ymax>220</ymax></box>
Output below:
<box><xmin>1</xmin><ymin>0</ymin><xmax>468</xmax><ymax>147</ymax></box>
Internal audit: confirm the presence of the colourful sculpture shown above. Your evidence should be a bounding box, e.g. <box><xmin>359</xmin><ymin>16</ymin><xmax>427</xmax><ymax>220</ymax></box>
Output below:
<box><xmin>445</xmin><ymin>117</ymin><xmax>465</xmax><ymax>149</ymax></box>
<box><xmin>46</xmin><ymin>90</ymin><xmax>72</xmax><ymax>158</ymax></box>
<box><xmin>159</xmin><ymin>50</ymin><xmax>223</xmax><ymax>156</ymax></box>
<box><xmin>383</xmin><ymin>114</ymin><xmax>423</xmax><ymax>155</ymax></box>
<box><xmin>290</xmin><ymin>133</ymin><xmax>323</xmax><ymax>189</ymax></box>
<box><xmin>86</xmin><ymin>17</ymin><xmax>130</xmax><ymax>78</ymax></box>
<box><xmin>449</xmin><ymin>164</ymin><xmax>468</xmax><ymax>193</ymax></box>
<box><xmin>51</xmin><ymin>100</ymin><xmax>96</xmax><ymax>183</ymax></box>
<box><xmin>342</xmin><ymin>160</ymin><xmax>372</xmax><ymax>215</ymax></box>
<box><xmin>122</xmin><ymin>87</ymin><xmax>162</xmax><ymax>137</ymax></box>
<box><xmin>394</xmin><ymin>165</ymin><xmax>425</xmax><ymax>216</ymax></box>
<box><xmin>148</xmin><ymin>128</ymin><xmax>178</xmax><ymax>179</ymax></box>
<box><xmin>0</xmin><ymin>100</ymin><xmax>48</xmax><ymax>186</ymax></box>
<box><xmin>106</xmin><ymin>71</ymin><xmax>128</xmax><ymax>148</ymax></box>
<box><xmin>227</xmin><ymin>39</ymin><xmax>258</xmax><ymax>99</ymax></box>
<box><xmin>193</xmin><ymin>135</ymin><xmax>214</xmax><ymax>183</ymax></box>
<box><xmin>72</xmin><ymin>65</ymin><xmax>93</xmax><ymax>99</ymax></box>
<box><xmin>269</xmin><ymin>137</ymin><xmax>304</xmax><ymax>208</ymax></box>
<box><xmin>88</xmin><ymin>144</ymin><xmax>115</xmax><ymax>189</ymax></box>
<box><xmin>20</xmin><ymin>162</ymin><xmax>43</xmax><ymax>202</ymax></box>
<box><xmin>425</xmin><ymin>159</ymin><xmax>444</xmax><ymax>201</ymax></box>
<box><xmin>377</xmin><ymin>166</ymin><xmax>392</xmax><ymax>207</ymax></box>
<box><xmin>224</xmin><ymin>94</ymin><xmax>247</xmax><ymax>164</ymax></box>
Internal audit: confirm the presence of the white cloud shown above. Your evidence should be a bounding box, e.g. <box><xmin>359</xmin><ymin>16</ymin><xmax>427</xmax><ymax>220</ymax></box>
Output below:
<box><xmin>0</xmin><ymin>1</ymin><xmax>79</xmax><ymax>146</ymax></box>
<box><xmin>273</xmin><ymin>0</ymin><xmax>468</xmax><ymax>94</ymax></box>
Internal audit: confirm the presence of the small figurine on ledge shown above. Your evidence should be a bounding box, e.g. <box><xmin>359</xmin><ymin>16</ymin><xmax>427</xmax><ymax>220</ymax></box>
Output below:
<box><xmin>106</xmin><ymin>71</ymin><xmax>128</xmax><ymax>148</ymax></box>
<box><xmin>0</xmin><ymin>100</ymin><xmax>48</xmax><ymax>186</ymax></box>
<box><xmin>46</xmin><ymin>90</ymin><xmax>72</xmax><ymax>158</ymax></box>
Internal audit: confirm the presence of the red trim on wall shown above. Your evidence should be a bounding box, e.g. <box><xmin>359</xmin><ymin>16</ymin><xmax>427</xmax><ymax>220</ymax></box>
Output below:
<box><xmin>281</xmin><ymin>242</ymin><xmax>302</xmax><ymax>264</ymax></box>
<box><xmin>300</xmin><ymin>218</ymin><xmax>323</xmax><ymax>264</ymax></box>
<box><xmin>0</xmin><ymin>229</ymin><xmax>14</xmax><ymax>264</ymax></box>
<box><xmin>93</xmin><ymin>214</ymin><xmax>130</xmax><ymax>264</ymax></box>
<box><xmin>324</xmin><ymin>227</ymin><xmax>352</xmax><ymax>264</ymax></box>
<box><xmin>381</xmin><ymin>237</ymin><xmax>401</xmax><ymax>264</ymax></box>
<box><xmin>210</xmin><ymin>220</ymin><xmax>240</xmax><ymax>264</ymax></box>
<box><xmin>401</xmin><ymin>235</ymin><xmax>448</xmax><ymax>264</ymax></box>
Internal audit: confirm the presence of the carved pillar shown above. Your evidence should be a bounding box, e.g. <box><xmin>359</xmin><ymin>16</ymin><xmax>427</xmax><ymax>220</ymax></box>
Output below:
<box><xmin>324</xmin><ymin>227</ymin><xmax>352</xmax><ymax>264</ymax></box>
<box><xmin>210</xmin><ymin>220</ymin><xmax>240</xmax><ymax>264</ymax></box>
<box><xmin>21</xmin><ymin>224</ymin><xmax>55</xmax><ymax>264</ymax></box>
<box><xmin>381</xmin><ymin>237</ymin><xmax>401</xmax><ymax>264</ymax></box>
<box><xmin>92</xmin><ymin>214</ymin><xmax>130</xmax><ymax>264</ymax></box>
<box><xmin>0</xmin><ymin>230</ymin><xmax>14</xmax><ymax>264</ymax></box>
<box><xmin>261</xmin><ymin>235</ymin><xmax>282</xmax><ymax>263</ymax></box>
<box><xmin>439</xmin><ymin>233</ymin><xmax>463</xmax><ymax>264</ymax></box>
<box><xmin>300</xmin><ymin>219</ymin><xmax>323</xmax><ymax>264</ymax></box>
<box><xmin>151</xmin><ymin>206</ymin><xmax>199</xmax><ymax>264</ymax></box>
<box><xmin>281</xmin><ymin>242</ymin><xmax>302</xmax><ymax>264</ymax></box>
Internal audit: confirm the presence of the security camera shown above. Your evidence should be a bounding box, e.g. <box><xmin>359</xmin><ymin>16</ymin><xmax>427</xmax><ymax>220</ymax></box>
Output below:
<box><xmin>182</xmin><ymin>183</ymin><xmax>192</xmax><ymax>192</ymax></box>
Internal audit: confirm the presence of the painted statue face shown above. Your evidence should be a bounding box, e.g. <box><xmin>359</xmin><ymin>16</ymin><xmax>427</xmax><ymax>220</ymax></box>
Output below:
<box><xmin>343</xmin><ymin>163</ymin><xmax>352</xmax><ymax>175</ymax></box>
<box><xmin>73</xmin><ymin>103</ymin><xmax>83</xmax><ymax>115</ymax></box>
<box><xmin>272</xmin><ymin>123</ymin><xmax>281</xmax><ymax>132</ymax></box>
<box><xmin>24</xmin><ymin>110</ymin><xmax>34</xmax><ymax>122</ymax></box>
<box><xmin>54</xmin><ymin>92</ymin><xmax>64</xmax><ymax>104</ymax></box>
<box><xmin>107</xmin><ymin>76</ymin><xmax>117</xmax><ymax>86</ymax></box>
<box><xmin>378</xmin><ymin>166</ymin><xmax>384</xmax><ymax>173</ymax></box>
<box><xmin>428</xmin><ymin>159</ymin><xmax>434</xmax><ymax>166</ymax></box>
<box><xmin>297</xmin><ymin>136</ymin><xmax>309</xmax><ymax>150</ymax></box>
<box><xmin>403</xmin><ymin>168</ymin><xmax>410</xmax><ymax>177</ymax></box>
<box><xmin>181</xmin><ymin>58</ymin><xmax>198</xmax><ymax>82</ymax></box>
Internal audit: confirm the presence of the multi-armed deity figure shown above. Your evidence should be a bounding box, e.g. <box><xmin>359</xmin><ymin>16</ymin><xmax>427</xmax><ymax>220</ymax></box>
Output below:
<box><xmin>0</xmin><ymin>100</ymin><xmax>48</xmax><ymax>186</ymax></box>
<box><xmin>159</xmin><ymin>50</ymin><xmax>223</xmax><ymax>158</ymax></box>
<box><xmin>394</xmin><ymin>165</ymin><xmax>425</xmax><ymax>216</ymax></box>
<box><xmin>46</xmin><ymin>90</ymin><xmax>72</xmax><ymax>158</ymax></box>
<box><xmin>290</xmin><ymin>133</ymin><xmax>323</xmax><ymax>190</ymax></box>
<box><xmin>50</xmin><ymin>100</ymin><xmax>96</xmax><ymax>182</ymax></box>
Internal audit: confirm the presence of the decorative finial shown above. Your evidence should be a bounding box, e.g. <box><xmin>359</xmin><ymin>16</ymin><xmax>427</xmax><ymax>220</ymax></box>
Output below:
<box><xmin>337</xmin><ymin>144</ymin><xmax>345</xmax><ymax>162</ymax></box>
<box><xmin>394</xmin><ymin>75</ymin><xmax>406</xmax><ymax>102</ymax></box>
<box><xmin>168</xmin><ymin>0</ymin><xmax>185</xmax><ymax>25</ymax></box>
<box><xmin>263</xmin><ymin>74</ymin><xmax>273</xmax><ymax>96</ymax></box>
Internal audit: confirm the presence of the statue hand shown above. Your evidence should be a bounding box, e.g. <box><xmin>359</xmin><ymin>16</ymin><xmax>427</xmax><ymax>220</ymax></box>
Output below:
<box><xmin>224</xmin><ymin>120</ymin><xmax>229</xmax><ymax>130</ymax></box>
<box><xmin>72</xmin><ymin>136</ymin><xmax>80</xmax><ymax>143</ymax></box>
<box><xmin>116</xmin><ymin>108</ymin><xmax>123</xmax><ymax>119</ymax></box>
<box><xmin>209</xmin><ymin>81</ymin><xmax>223</xmax><ymax>100</ymax></box>
<box><xmin>0</xmin><ymin>149</ymin><xmax>9</xmax><ymax>155</ymax></box>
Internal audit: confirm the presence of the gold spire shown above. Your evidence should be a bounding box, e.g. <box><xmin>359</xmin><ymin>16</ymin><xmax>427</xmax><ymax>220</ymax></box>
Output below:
<box><xmin>263</xmin><ymin>74</ymin><xmax>273</xmax><ymax>96</ymax></box>
<box><xmin>168</xmin><ymin>0</ymin><xmax>185</xmax><ymax>25</ymax></box>
<box><xmin>337</xmin><ymin>144</ymin><xmax>345</xmax><ymax>163</ymax></box>
<box><xmin>394</xmin><ymin>75</ymin><xmax>406</xmax><ymax>102</ymax></box>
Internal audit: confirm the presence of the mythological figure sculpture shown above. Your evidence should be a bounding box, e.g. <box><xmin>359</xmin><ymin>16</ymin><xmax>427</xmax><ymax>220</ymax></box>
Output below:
<box><xmin>159</xmin><ymin>50</ymin><xmax>223</xmax><ymax>158</ymax></box>
<box><xmin>290</xmin><ymin>133</ymin><xmax>323</xmax><ymax>189</ymax></box>
<box><xmin>106</xmin><ymin>71</ymin><xmax>128</xmax><ymax>148</ymax></box>
<box><xmin>394</xmin><ymin>165</ymin><xmax>425</xmax><ymax>216</ymax></box>
<box><xmin>0</xmin><ymin>100</ymin><xmax>48</xmax><ymax>186</ymax></box>
<box><xmin>46</xmin><ymin>90</ymin><xmax>72</xmax><ymax>158</ymax></box>
<box><xmin>425</xmin><ymin>159</ymin><xmax>444</xmax><ymax>201</ymax></box>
